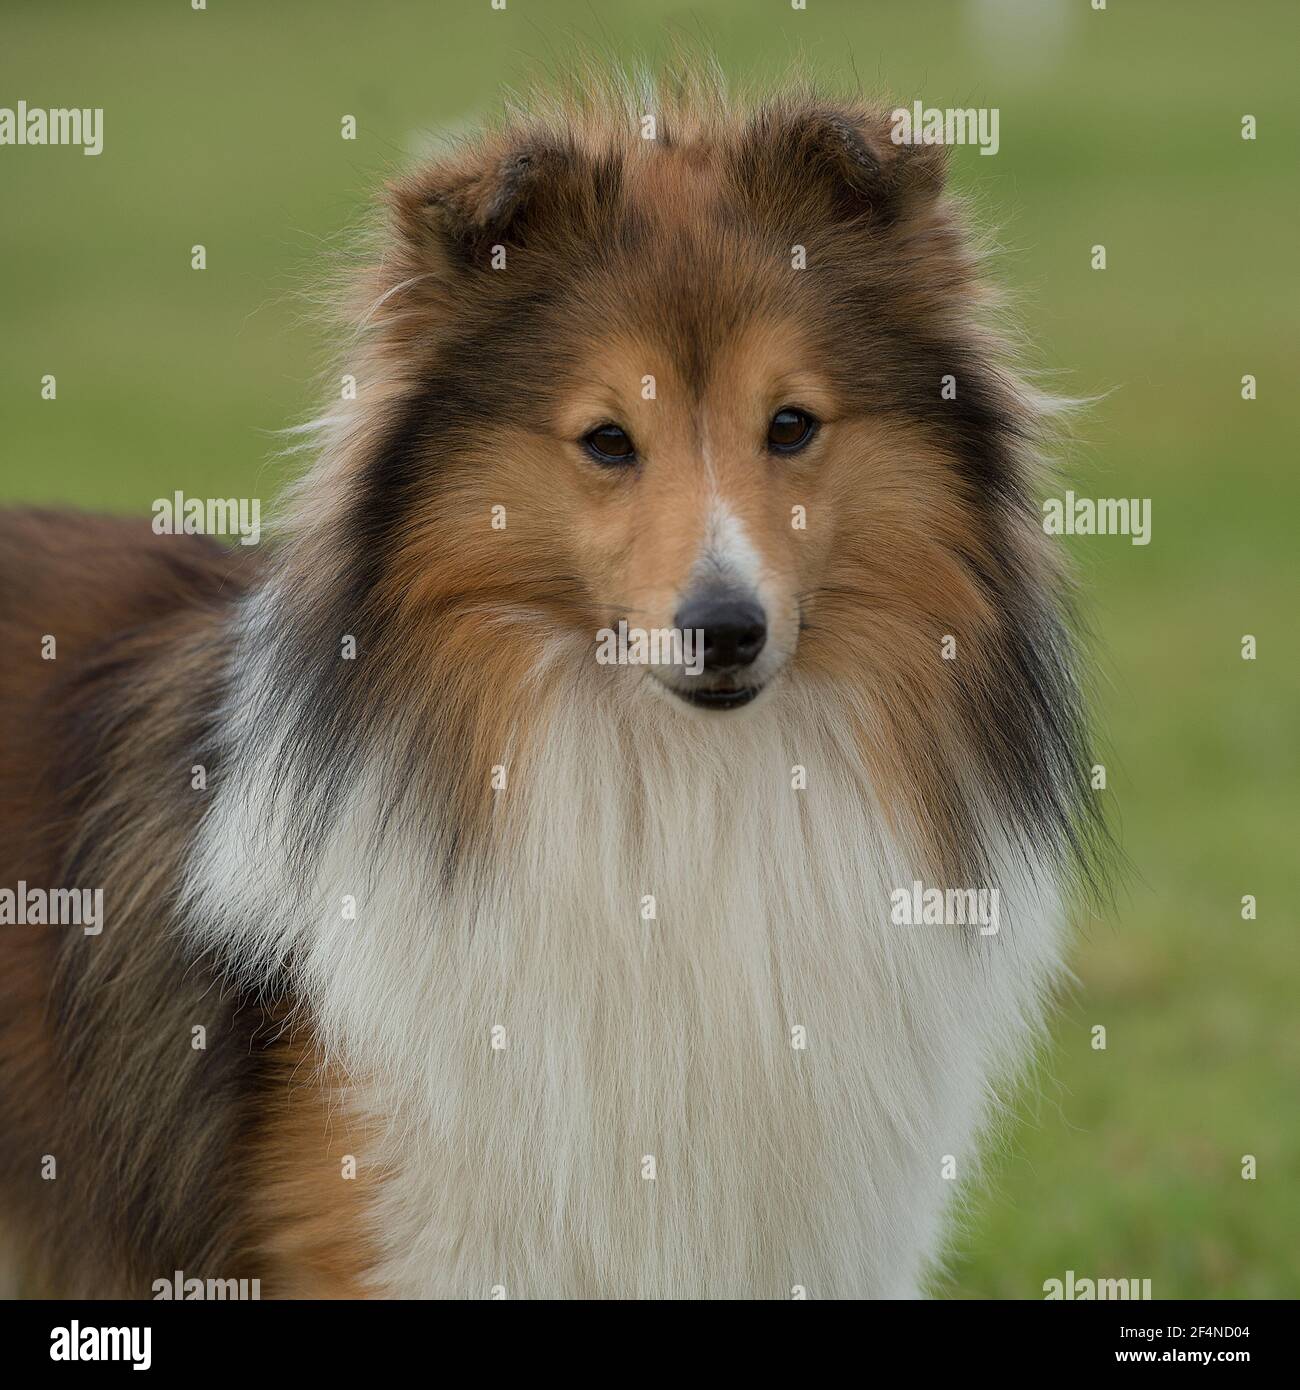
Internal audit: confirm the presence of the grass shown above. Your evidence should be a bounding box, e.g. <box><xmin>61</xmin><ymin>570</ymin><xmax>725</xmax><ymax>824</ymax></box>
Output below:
<box><xmin>2</xmin><ymin>0</ymin><xmax>1296</xmax><ymax>1298</ymax></box>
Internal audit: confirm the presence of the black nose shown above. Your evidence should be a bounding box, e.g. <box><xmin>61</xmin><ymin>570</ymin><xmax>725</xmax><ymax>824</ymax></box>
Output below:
<box><xmin>675</xmin><ymin>592</ymin><xmax>768</xmax><ymax>672</ymax></box>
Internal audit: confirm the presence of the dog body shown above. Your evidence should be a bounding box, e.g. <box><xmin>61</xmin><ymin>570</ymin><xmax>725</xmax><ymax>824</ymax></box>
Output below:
<box><xmin>190</xmin><ymin>608</ymin><xmax>1064</xmax><ymax>1298</ymax></box>
<box><xmin>0</xmin><ymin>78</ymin><xmax>1090</xmax><ymax>1297</ymax></box>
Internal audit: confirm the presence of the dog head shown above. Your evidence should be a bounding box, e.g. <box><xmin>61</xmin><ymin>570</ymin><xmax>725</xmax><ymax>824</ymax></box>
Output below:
<box><xmin>267</xmin><ymin>77</ymin><xmax>1091</xmax><ymax>877</ymax></box>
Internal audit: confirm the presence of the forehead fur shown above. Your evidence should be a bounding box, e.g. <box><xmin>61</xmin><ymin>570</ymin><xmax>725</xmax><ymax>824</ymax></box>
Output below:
<box><xmin>380</xmin><ymin>81</ymin><xmax>958</xmax><ymax>399</ymax></box>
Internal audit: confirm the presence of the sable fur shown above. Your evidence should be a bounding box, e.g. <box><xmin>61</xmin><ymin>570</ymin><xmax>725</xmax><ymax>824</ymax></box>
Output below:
<box><xmin>0</xmin><ymin>73</ymin><xmax>1095</xmax><ymax>1298</ymax></box>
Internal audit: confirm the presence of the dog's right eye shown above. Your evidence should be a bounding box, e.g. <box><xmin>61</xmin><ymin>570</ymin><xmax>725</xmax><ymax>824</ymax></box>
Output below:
<box><xmin>582</xmin><ymin>423</ymin><xmax>637</xmax><ymax>466</ymax></box>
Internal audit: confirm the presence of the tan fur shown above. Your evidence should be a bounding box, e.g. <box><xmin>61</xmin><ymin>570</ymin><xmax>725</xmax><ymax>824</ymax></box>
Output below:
<box><xmin>249</xmin><ymin>1032</ymin><xmax>384</xmax><ymax>1299</ymax></box>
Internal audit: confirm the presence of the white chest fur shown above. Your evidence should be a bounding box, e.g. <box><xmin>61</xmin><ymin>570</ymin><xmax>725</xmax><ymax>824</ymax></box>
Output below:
<box><xmin>192</xmin><ymin>674</ymin><xmax>1064</xmax><ymax>1298</ymax></box>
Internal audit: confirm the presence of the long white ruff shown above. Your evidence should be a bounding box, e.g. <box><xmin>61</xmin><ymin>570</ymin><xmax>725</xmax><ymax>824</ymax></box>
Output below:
<box><xmin>187</xmin><ymin>633</ymin><xmax>1065</xmax><ymax>1299</ymax></box>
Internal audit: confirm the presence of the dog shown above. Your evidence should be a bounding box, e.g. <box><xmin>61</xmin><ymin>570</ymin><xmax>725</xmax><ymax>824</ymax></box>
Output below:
<box><xmin>0</xmin><ymin>73</ymin><xmax>1095</xmax><ymax>1298</ymax></box>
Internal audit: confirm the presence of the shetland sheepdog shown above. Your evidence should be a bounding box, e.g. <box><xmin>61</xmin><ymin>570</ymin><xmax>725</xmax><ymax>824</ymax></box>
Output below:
<box><xmin>0</xmin><ymin>74</ymin><xmax>1095</xmax><ymax>1299</ymax></box>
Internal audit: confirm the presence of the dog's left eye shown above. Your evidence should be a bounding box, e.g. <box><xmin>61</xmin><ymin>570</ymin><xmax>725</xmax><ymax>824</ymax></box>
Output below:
<box><xmin>582</xmin><ymin>423</ymin><xmax>637</xmax><ymax>466</ymax></box>
<box><xmin>767</xmin><ymin>407</ymin><xmax>818</xmax><ymax>455</ymax></box>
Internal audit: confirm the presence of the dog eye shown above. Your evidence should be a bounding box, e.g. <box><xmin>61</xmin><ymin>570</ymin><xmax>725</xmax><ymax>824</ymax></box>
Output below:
<box><xmin>767</xmin><ymin>408</ymin><xmax>818</xmax><ymax>454</ymax></box>
<box><xmin>582</xmin><ymin>423</ymin><xmax>637</xmax><ymax>465</ymax></box>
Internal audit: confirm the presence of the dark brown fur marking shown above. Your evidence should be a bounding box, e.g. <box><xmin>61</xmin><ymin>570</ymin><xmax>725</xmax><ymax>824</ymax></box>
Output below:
<box><xmin>0</xmin><ymin>514</ymin><xmax>376</xmax><ymax>1295</ymax></box>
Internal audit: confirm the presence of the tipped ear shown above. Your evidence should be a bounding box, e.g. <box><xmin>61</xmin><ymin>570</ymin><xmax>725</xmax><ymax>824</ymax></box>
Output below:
<box><xmin>736</xmin><ymin>101</ymin><xmax>947</xmax><ymax>225</ymax></box>
<box><xmin>388</xmin><ymin>137</ymin><xmax>574</xmax><ymax>265</ymax></box>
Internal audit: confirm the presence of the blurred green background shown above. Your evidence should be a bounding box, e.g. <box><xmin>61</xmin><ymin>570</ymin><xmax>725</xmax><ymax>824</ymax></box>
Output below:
<box><xmin>2</xmin><ymin>1</ymin><xmax>1296</xmax><ymax>1298</ymax></box>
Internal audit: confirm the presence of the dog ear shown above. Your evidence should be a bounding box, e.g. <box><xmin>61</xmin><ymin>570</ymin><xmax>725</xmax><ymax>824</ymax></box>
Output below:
<box><xmin>389</xmin><ymin>137</ymin><xmax>576</xmax><ymax>266</ymax></box>
<box><xmin>735</xmin><ymin>100</ymin><xmax>947</xmax><ymax>226</ymax></box>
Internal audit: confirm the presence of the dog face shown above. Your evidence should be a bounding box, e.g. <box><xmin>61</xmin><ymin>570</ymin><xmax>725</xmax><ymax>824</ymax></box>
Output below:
<box><xmin>269</xmin><ymin>85</ymin><xmax>1089</xmax><ymax>874</ymax></box>
<box><xmin>540</xmin><ymin>315</ymin><xmax>829</xmax><ymax>711</ymax></box>
<box><xmin>366</xmin><ymin>97</ymin><xmax>1021</xmax><ymax>716</ymax></box>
